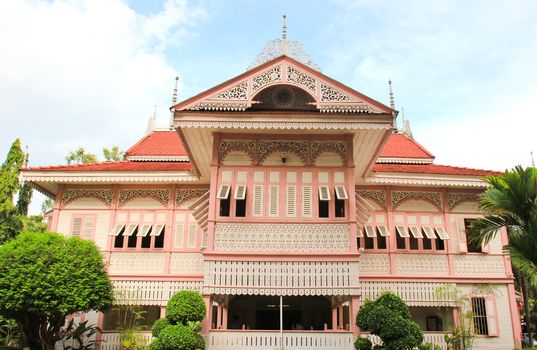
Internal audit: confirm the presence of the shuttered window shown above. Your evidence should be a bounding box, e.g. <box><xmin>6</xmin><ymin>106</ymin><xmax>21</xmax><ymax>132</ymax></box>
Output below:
<box><xmin>318</xmin><ymin>186</ymin><xmax>331</xmax><ymax>201</ymax></box>
<box><xmin>377</xmin><ymin>225</ymin><xmax>390</xmax><ymax>237</ymax></box>
<box><xmin>70</xmin><ymin>217</ymin><xmax>83</xmax><ymax>236</ymax></box>
<box><xmin>434</xmin><ymin>227</ymin><xmax>449</xmax><ymax>240</ymax></box>
<box><xmin>302</xmin><ymin>185</ymin><xmax>312</xmax><ymax>217</ymax></box>
<box><xmin>252</xmin><ymin>185</ymin><xmax>263</xmax><ymax>217</ymax></box>
<box><xmin>269</xmin><ymin>185</ymin><xmax>279</xmax><ymax>216</ymax></box>
<box><xmin>409</xmin><ymin>226</ymin><xmax>423</xmax><ymax>238</ymax></box>
<box><xmin>82</xmin><ymin>217</ymin><xmax>96</xmax><ymax>239</ymax></box>
<box><xmin>234</xmin><ymin>185</ymin><xmax>247</xmax><ymax>200</ymax></box>
<box><xmin>217</xmin><ymin>185</ymin><xmax>231</xmax><ymax>199</ymax></box>
<box><xmin>364</xmin><ymin>225</ymin><xmax>377</xmax><ymax>237</ymax></box>
<box><xmin>137</xmin><ymin>224</ymin><xmax>152</xmax><ymax>237</ymax></box>
<box><xmin>396</xmin><ymin>225</ymin><xmax>410</xmax><ymax>238</ymax></box>
<box><xmin>109</xmin><ymin>223</ymin><xmax>125</xmax><ymax>236</ymax></box>
<box><xmin>286</xmin><ymin>185</ymin><xmax>296</xmax><ymax>217</ymax></box>
<box><xmin>174</xmin><ymin>224</ymin><xmax>184</xmax><ymax>248</ymax></box>
<box><xmin>422</xmin><ymin>226</ymin><xmax>436</xmax><ymax>239</ymax></box>
<box><xmin>150</xmin><ymin>224</ymin><xmax>165</xmax><ymax>236</ymax></box>
<box><xmin>335</xmin><ymin>185</ymin><xmax>348</xmax><ymax>200</ymax></box>
<box><xmin>187</xmin><ymin>224</ymin><xmax>197</xmax><ymax>248</ymax></box>
<box><xmin>124</xmin><ymin>224</ymin><xmax>138</xmax><ymax>236</ymax></box>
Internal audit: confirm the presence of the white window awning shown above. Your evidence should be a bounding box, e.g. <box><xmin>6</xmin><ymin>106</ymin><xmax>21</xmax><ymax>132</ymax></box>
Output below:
<box><xmin>109</xmin><ymin>223</ymin><xmax>125</xmax><ymax>236</ymax></box>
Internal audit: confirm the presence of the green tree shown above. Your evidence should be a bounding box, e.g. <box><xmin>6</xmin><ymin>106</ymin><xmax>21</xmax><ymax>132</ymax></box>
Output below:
<box><xmin>65</xmin><ymin>147</ymin><xmax>97</xmax><ymax>165</ymax></box>
<box><xmin>0</xmin><ymin>139</ymin><xmax>25</xmax><ymax>203</ymax></box>
<box><xmin>0</xmin><ymin>200</ymin><xmax>23</xmax><ymax>244</ymax></box>
<box><xmin>0</xmin><ymin>232</ymin><xmax>114</xmax><ymax>350</ymax></box>
<box><xmin>41</xmin><ymin>198</ymin><xmax>54</xmax><ymax>214</ymax></box>
<box><xmin>15</xmin><ymin>152</ymin><xmax>32</xmax><ymax>215</ymax></box>
<box><xmin>468</xmin><ymin>166</ymin><xmax>537</xmax><ymax>341</ymax></box>
<box><xmin>356</xmin><ymin>292</ymin><xmax>423</xmax><ymax>350</ymax></box>
<box><xmin>103</xmin><ymin>146</ymin><xmax>124</xmax><ymax>161</ymax></box>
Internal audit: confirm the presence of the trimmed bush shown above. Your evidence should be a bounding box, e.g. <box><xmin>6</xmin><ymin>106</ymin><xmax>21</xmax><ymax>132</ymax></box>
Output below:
<box><xmin>356</xmin><ymin>291</ymin><xmax>423</xmax><ymax>350</ymax></box>
<box><xmin>151</xmin><ymin>318</ymin><xmax>171</xmax><ymax>337</ymax></box>
<box><xmin>355</xmin><ymin>337</ymin><xmax>373</xmax><ymax>350</ymax></box>
<box><xmin>165</xmin><ymin>290</ymin><xmax>205</xmax><ymax>326</ymax></box>
<box><xmin>149</xmin><ymin>324</ymin><xmax>203</xmax><ymax>350</ymax></box>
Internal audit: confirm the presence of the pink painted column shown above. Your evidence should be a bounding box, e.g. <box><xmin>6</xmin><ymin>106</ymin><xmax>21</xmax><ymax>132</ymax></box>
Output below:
<box><xmin>50</xmin><ymin>184</ymin><xmax>64</xmax><ymax>232</ymax></box>
<box><xmin>338</xmin><ymin>305</ymin><xmax>344</xmax><ymax>330</ymax></box>
<box><xmin>332</xmin><ymin>307</ymin><xmax>338</xmax><ymax>330</ymax></box>
<box><xmin>160</xmin><ymin>306</ymin><xmax>166</xmax><ymax>318</ymax></box>
<box><xmin>351</xmin><ymin>297</ymin><xmax>360</xmax><ymax>336</ymax></box>
<box><xmin>202</xmin><ymin>295</ymin><xmax>211</xmax><ymax>336</ymax></box>
<box><xmin>164</xmin><ymin>185</ymin><xmax>175</xmax><ymax>275</ymax></box>
<box><xmin>507</xmin><ymin>283</ymin><xmax>522</xmax><ymax>348</ymax></box>
<box><xmin>216</xmin><ymin>304</ymin><xmax>223</xmax><ymax>329</ymax></box>
<box><xmin>222</xmin><ymin>305</ymin><xmax>228</xmax><ymax>330</ymax></box>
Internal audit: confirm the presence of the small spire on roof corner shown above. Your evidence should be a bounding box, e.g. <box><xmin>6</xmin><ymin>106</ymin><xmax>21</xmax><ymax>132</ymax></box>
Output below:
<box><xmin>282</xmin><ymin>15</ymin><xmax>288</xmax><ymax>55</ymax></box>
<box><xmin>402</xmin><ymin>113</ymin><xmax>414</xmax><ymax>140</ymax></box>
<box><xmin>388</xmin><ymin>79</ymin><xmax>395</xmax><ymax>110</ymax></box>
<box><xmin>170</xmin><ymin>76</ymin><xmax>179</xmax><ymax>130</ymax></box>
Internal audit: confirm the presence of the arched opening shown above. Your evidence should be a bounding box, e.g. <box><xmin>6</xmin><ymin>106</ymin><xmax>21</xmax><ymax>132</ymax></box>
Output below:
<box><xmin>250</xmin><ymin>85</ymin><xmax>317</xmax><ymax>111</ymax></box>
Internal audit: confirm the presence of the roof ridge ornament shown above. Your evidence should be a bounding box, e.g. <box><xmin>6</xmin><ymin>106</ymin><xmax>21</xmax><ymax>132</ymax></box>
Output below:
<box><xmin>170</xmin><ymin>76</ymin><xmax>179</xmax><ymax>130</ymax></box>
<box><xmin>388</xmin><ymin>79</ymin><xmax>395</xmax><ymax>109</ymax></box>
<box><xmin>282</xmin><ymin>15</ymin><xmax>287</xmax><ymax>55</ymax></box>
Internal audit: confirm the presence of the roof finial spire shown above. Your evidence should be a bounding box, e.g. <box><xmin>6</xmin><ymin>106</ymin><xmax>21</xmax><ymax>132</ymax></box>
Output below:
<box><xmin>282</xmin><ymin>15</ymin><xmax>287</xmax><ymax>55</ymax></box>
<box><xmin>388</xmin><ymin>79</ymin><xmax>395</xmax><ymax>110</ymax></box>
<box><xmin>170</xmin><ymin>76</ymin><xmax>179</xmax><ymax>130</ymax></box>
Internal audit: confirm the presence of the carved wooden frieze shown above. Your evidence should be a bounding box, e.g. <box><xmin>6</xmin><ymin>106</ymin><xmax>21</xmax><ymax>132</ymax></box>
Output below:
<box><xmin>392</xmin><ymin>191</ymin><xmax>442</xmax><ymax>210</ymax></box>
<box><xmin>62</xmin><ymin>189</ymin><xmax>114</xmax><ymax>207</ymax></box>
<box><xmin>286</xmin><ymin>66</ymin><xmax>316</xmax><ymax>93</ymax></box>
<box><xmin>252</xmin><ymin>65</ymin><xmax>282</xmax><ymax>92</ymax></box>
<box><xmin>218</xmin><ymin>140</ymin><xmax>256</xmax><ymax>164</ymax></box>
<box><xmin>118</xmin><ymin>189</ymin><xmax>170</xmax><ymax>207</ymax></box>
<box><xmin>208</xmin><ymin>82</ymin><xmax>248</xmax><ymax>100</ymax></box>
<box><xmin>257</xmin><ymin>140</ymin><xmax>309</xmax><ymax>164</ymax></box>
<box><xmin>311</xmin><ymin>140</ymin><xmax>347</xmax><ymax>165</ymax></box>
<box><xmin>448</xmin><ymin>192</ymin><xmax>480</xmax><ymax>210</ymax></box>
<box><xmin>357</xmin><ymin>190</ymin><xmax>386</xmax><ymax>208</ymax></box>
<box><xmin>320</xmin><ymin>84</ymin><xmax>356</xmax><ymax>102</ymax></box>
<box><xmin>175</xmin><ymin>189</ymin><xmax>208</xmax><ymax>207</ymax></box>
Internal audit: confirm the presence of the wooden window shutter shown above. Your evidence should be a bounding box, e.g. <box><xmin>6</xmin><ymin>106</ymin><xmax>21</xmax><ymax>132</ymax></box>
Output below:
<box><xmin>318</xmin><ymin>186</ymin><xmax>331</xmax><ymax>201</ymax></box>
<box><xmin>174</xmin><ymin>224</ymin><xmax>184</xmax><ymax>248</ymax></box>
<box><xmin>71</xmin><ymin>217</ymin><xmax>82</xmax><ymax>236</ymax></box>
<box><xmin>252</xmin><ymin>185</ymin><xmax>263</xmax><ymax>217</ymax></box>
<box><xmin>409</xmin><ymin>226</ymin><xmax>423</xmax><ymax>238</ymax></box>
<box><xmin>302</xmin><ymin>185</ymin><xmax>312</xmax><ymax>217</ymax></box>
<box><xmin>335</xmin><ymin>185</ymin><xmax>348</xmax><ymax>200</ymax></box>
<box><xmin>234</xmin><ymin>185</ymin><xmax>247</xmax><ymax>200</ymax></box>
<box><xmin>269</xmin><ymin>185</ymin><xmax>279</xmax><ymax>216</ymax></box>
<box><xmin>82</xmin><ymin>217</ymin><xmax>96</xmax><ymax>239</ymax></box>
<box><xmin>485</xmin><ymin>296</ymin><xmax>499</xmax><ymax>336</ymax></box>
<box><xmin>217</xmin><ymin>185</ymin><xmax>231</xmax><ymax>199</ymax></box>
<box><xmin>286</xmin><ymin>185</ymin><xmax>296</xmax><ymax>217</ymax></box>
<box><xmin>187</xmin><ymin>224</ymin><xmax>197</xmax><ymax>247</ymax></box>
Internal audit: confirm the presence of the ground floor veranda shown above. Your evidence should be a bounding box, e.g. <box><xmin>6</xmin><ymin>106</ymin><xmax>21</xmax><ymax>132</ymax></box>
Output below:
<box><xmin>99</xmin><ymin>294</ymin><xmax>455</xmax><ymax>350</ymax></box>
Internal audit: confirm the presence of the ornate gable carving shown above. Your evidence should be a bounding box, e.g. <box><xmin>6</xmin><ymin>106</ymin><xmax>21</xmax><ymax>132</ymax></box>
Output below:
<box><xmin>118</xmin><ymin>189</ymin><xmax>170</xmax><ymax>207</ymax></box>
<box><xmin>177</xmin><ymin>57</ymin><xmax>389</xmax><ymax>114</ymax></box>
<box><xmin>392</xmin><ymin>191</ymin><xmax>442</xmax><ymax>210</ymax></box>
<box><xmin>448</xmin><ymin>192</ymin><xmax>480</xmax><ymax>210</ymax></box>
<box><xmin>62</xmin><ymin>189</ymin><xmax>114</xmax><ymax>207</ymax></box>
<box><xmin>257</xmin><ymin>140</ymin><xmax>309</xmax><ymax>164</ymax></box>
<box><xmin>357</xmin><ymin>190</ymin><xmax>386</xmax><ymax>208</ymax></box>
<box><xmin>175</xmin><ymin>189</ymin><xmax>208</xmax><ymax>207</ymax></box>
<box><xmin>219</xmin><ymin>140</ymin><xmax>256</xmax><ymax>164</ymax></box>
<box><xmin>311</xmin><ymin>141</ymin><xmax>347</xmax><ymax>165</ymax></box>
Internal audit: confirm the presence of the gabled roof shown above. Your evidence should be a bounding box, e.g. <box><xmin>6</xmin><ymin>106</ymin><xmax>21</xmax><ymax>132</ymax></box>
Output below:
<box><xmin>125</xmin><ymin>130</ymin><xmax>187</xmax><ymax>161</ymax></box>
<box><xmin>173</xmin><ymin>55</ymin><xmax>396</xmax><ymax>115</ymax></box>
<box><xmin>372</xmin><ymin>163</ymin><xmax>501</xmax><ymax>176</ymax></box>
<box><xmin>23</xmin><ymin>161</ymin><xmax>192</xmax><ymax>172</ymax></box>
<box><xmin>377</xmin><ymin>133</ymin><xmax>434</xmax><ymax>163</ymax></box>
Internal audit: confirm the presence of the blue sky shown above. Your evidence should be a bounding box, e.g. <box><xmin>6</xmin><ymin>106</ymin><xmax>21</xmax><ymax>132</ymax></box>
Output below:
<box><xmin>0</xmin><ymin>0</ymin><xmax>536</xmax><ymax>213</ymax></box>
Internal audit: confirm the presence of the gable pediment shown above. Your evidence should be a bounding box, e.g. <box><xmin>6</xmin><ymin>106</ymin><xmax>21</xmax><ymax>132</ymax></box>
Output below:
<box><xmin>174</xmin><ymin>56</ymin><xmax>393</xmax><ymax>114</ymax></box>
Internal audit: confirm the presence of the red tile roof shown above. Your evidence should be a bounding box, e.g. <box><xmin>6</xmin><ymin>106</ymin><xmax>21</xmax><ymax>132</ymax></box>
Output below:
<box><xmin>125</xmin><ymin>131</ymin><xmax>186</xmax><ymax>157</ymax></box>
<box><xmin>372</xmin><ymin>163</ymin><xmax>502</xmax><ymax>176</ymax></box>
<box><xmin>379</xmin><ymin>134</ymin><xmax>434</xmax><ymax>159</ymax></box>
<box><xmin>23</xmin><ymin>161</ymin><xmax>192</xmax><ymax>172</ymax></box>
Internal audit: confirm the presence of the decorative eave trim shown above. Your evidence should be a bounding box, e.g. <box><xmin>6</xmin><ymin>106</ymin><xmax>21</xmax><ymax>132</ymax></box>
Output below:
<box><xmin>175</xmin><ymin>120</ymin><xmax>392</xmax><ymax>131</ymax></box>
<box><xmin>125</xmin><ymin>155</ymin><xmax>190</xmax><ymax>162</ymax></box>
<box><xmin>376</xmin><ymin>157</ymin><xmax>434</xmax><ymax>164</ymax></box>
<box><xmin>21</xmin><ymin>171</ymin><xmax>199</xmax><ymax>183</ymax></box>
<box><xmin>364</xmin><ymin>173</ymin><xmax>488</xmax><ymax>188</ymax></box>
<box><xmin>26</xmin><ymin>181</ymin><xmax>55</xmax><ymax>198</ymax></box>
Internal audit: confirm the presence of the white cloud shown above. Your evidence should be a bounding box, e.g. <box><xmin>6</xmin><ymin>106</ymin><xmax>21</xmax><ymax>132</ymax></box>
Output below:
<box><xmin>0</xmin><ymin>0</ymin><xmax>207</xmax><ymax>214</ymax></box>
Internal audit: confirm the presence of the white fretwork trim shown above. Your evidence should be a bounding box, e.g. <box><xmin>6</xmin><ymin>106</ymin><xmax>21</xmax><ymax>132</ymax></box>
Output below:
<box><xmin>203</xmin><ymin>260</ymin><xmax>360</xmax><ymax>296</ymax></box>
<box><xmin>453</xmin><ymin>255</ymin><xmax>506</xmax><ymax>277</ymax></box>
<box><xmin>395</xmin><ymin>254</ymin><xmax>449</xmax><ymax>276</ymax></box>
<box><xmin>214</xmin><ymin>223</ymin><xmax>350</xmax><ymax>253</ymax></box>
<box><xmin>112</xmin><ymin>280</ymin><xmax>202</xmax><ymax>306</ymax></box>
<box><xmin>170</xmin><ymin>253</ymin><xmax>204</xmax><ymax>275</ymax></box>
<box><xmin>109</xmin><ymin>252</ymin><xmax>166</xmax><ymax>275</ymax></box>
<box><xmin>22</xmin><ymin>172</ymin><xmax>198</xmax><ymax>183</ymax></box>
<box><xmin>175</xmin><ymin>121</ymin><xmax>392</xmax><ymax>131</ymax></box>
<box><xmin>364</xmin><ymin>174</ymin><xmax>488</xmax><ymax>188</ymax></box>
<box><xmin>376</xmin><ymin>157</ymin><xmax>433</xmax><ymax>164</ymax></box>
<box><xmin>360</xmin><ymin>282</ymin><xmax>456</xmax><ymax>306</ymax></box>
<box><xmin>358</xmin><ymin>253</ymin><xmax>390</xmax><ymax>275</ymax></box>
<box><xmin>125</xmin><ymin>155</ymin><xmax>190</xmax><ymax>162</ymax></box>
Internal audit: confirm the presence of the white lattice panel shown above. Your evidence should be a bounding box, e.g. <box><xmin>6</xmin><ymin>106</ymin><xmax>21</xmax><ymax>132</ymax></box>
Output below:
<box><xmin>204</xmin><ymin>260</ymin><xmax>359</xmax><ymax>296</ymax></box>
<box><xmin>108</xmin><ymin>252</ymin><xmax>165</xmax><ymax>275</ymax></box>
<box><xmin>101</xmin><ymin>332</ymin><xmax>153</xmax><ymax>350</ymax></box>
<box><xmin>453</xmin><ymin>255</ymin><xmax>506</xmax><ymax>277</ymax></box>
<box><xmin>207</xmin><ymin>331</ymin><xmax>354</xmax><ymax>350</ymax></box>
<box><xmin>213</xmin><ymin>223</ymin><xmax>349</xmax><ymax>253</ymax></box>
<box><xmin>395</xmin><ymin>254</ymin><xmax>449</xmax><ymax>276</ymax></box>
<box><xmin>358</xmin><ymin>253</ymin><xmax>390</xmax><ymax>275</ymax></box>
<box><xmin>112</xmin><ymin>280</ymin><xmax>202</xmax><ymax>306</ymax></box>
<box><xmin>360</xmin><ymin>282</ymin><xmax>456</xmax><ymax>306</ymax></box>
<box><xmin>170</xmin><ymin>253</ymin><xmax>204</xmax><ymax>275</ymax></box>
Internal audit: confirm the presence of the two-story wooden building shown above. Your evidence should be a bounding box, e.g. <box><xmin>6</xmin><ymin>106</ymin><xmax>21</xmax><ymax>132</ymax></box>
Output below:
<box><xmin>22</xmin><ymin>43</ymin><xmax>521</xmax><ymax>349</ymax></box>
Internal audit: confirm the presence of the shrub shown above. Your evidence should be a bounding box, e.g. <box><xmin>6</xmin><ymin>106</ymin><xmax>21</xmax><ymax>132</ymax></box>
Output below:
<box><xmin>355</xmin><ymin>337</ymin><xmax>372</xmax><ymax>350</ymax></box>
<box><xmin>165</xmin><ymin>290</ymin><xmax>205</xmax><ymax>326</ymax></box>
<box><xmin>151</xmin><ymin>318</ymin><xmax>170</xmax><ymax>338</ymax></box>
<box><xmin>149</xmin><ymin>325</ymin><xmax>203</xmax><ymax>350</ymax></box>
<box><xmin>356</xmin><ymin>292</ymin><xmax>423</xmax><ymax>350</ymax></box>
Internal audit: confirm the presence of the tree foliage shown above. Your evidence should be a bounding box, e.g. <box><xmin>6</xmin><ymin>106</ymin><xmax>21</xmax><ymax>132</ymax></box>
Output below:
<box><xmin>0</xmin><ymin>232</ymin><xmax>113</xmax><ymax>350</ymax></box>
<box><xmin>356</xmin><ymin>292</ymin><xmax>423</xmax><ymax>350</ymax></box>
<box><xmin>41</xmin><ymin>198</ymin><xmax>54</xmax><ymax>214</ymax></box>
<box><xmin>65</xmin><ymin>147</ymin><xmax>97</xmax><ymax>165</ymax></box>
<box><xmin>0</xmin><ymin>199</ymin><xmax>23</xmax><ymax>244</ymax></box>
<box><xmin>150</xmin><ymin>290</ymin><xmax>205</xmax><ymax>350</ymax></box>
<box><xmin>103</xmin><ymin>146</ymin><xmax>124</xmax><ymax>161</ymax></box>
<box><xmin>0</xmin><ymin>139</ymin><xmax>25</xmax><ymax>203</ymax></box>
<box><xmin>15</xmin><ymin>183</ymin><xmax>32</xmax><ymax>215</ymax></box>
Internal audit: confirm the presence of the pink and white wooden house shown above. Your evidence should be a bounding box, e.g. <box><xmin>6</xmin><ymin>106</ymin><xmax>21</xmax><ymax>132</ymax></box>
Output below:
<box><xmin>22</xmin><ymin>41</ymin><xmax>521</xmax><ymax>350</ymax></box>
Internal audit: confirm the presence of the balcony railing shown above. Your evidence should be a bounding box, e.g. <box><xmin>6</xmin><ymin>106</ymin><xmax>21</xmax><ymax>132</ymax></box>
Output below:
<box><xmin>100</xmin><ymin>331</ymin><xmax>152</xmax><ymax>350</ymax></box>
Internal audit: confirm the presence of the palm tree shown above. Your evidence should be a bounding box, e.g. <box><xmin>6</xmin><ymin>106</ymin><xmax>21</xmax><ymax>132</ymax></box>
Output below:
<box><xmin>469</xmin><ymin>165</ymin><xmax>537</xmax><ymax>344</ymax></box>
